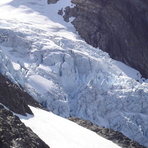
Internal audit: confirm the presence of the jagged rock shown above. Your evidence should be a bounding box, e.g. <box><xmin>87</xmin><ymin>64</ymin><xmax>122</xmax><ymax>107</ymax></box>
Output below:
<box><xmin>0</xmin><ymin>105</ymin><xmax>50</xmax><ymax>148</ymax></box>
<box><xmin>47</xmin><ymin>0</ymin><xmax>59</xmax><ymax>4</ymax></box>
<box><xmin>64</xmin><ymin>0</ymin><xmax>148</xmax><ymax>78</ymax></box>
<box><xmin>69</xmin><ymin>117</ymin><xmax>146</xmax><ymax>148</ymax></box>
<box><xmin>0</xmin><ymin>73</ymin><xmax>44</xmax><ymax>116</ymax></box>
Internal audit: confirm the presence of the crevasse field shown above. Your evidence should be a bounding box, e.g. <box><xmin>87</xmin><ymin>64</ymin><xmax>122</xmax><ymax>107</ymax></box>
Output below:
<box><xmin>0</xmin><ymin>0</ymin><xmax>148</xmax><ymax>147</ymax></box>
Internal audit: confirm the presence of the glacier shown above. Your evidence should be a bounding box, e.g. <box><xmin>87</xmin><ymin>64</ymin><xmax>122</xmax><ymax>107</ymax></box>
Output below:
<box><xmin>0</xmin><ymin>0</ymin><xmax>148</xmax><ymax>146</ymax></box>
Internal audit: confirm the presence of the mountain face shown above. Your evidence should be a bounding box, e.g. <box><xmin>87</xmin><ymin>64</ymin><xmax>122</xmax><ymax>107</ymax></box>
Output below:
<box><xmin>0</xmin><ymin>73</ymin><xmax>146</xmax><ymax>148</ymax></box>
<box><xmin>64</xmin><ymin>0</ymin><xmax>148</xmax><ymax>78</ymax></box>
<box><xmin>0</xmin><ymin>73</ymin><xmax>123</xmax><ymax>148</ymax></box>
<box><xmin>0</xmin><ymin>0</ymin><xmax>148</xmax><ymax>147</ymax></box>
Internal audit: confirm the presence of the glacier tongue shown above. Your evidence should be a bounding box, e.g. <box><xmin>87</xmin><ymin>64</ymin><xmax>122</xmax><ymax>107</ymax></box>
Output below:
<box><xmin>0</xmin><ymin>0</ymin><xmax>148</xmax><ymax>147</ymax></box>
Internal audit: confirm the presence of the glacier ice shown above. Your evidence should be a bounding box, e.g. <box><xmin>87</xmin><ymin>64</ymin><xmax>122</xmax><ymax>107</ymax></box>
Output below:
<box><xmin>0</xmin><ymin>24</ymin><xmax>148</xmax><ymax>146</ymax></box>
<box><xmin>0</xmin><ymin>0</ymin><xmax>148</xmax><ymax>147</ymax></box>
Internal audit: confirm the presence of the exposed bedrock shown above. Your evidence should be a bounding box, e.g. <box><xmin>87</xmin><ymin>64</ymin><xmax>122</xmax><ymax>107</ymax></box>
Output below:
<box><xmin>64</xmin><ymin>0</ymin><xmax>148</xmax><ymax>78</ymax></box>
<box><xmin>0</xmin><ymin>105</ymin><xmax>49</xmax><ymax>148</ymax></box>
<box><xmin>0</xmin><ymin>73</ymin><xmax>44</xmax><ymax>116</ymax></box>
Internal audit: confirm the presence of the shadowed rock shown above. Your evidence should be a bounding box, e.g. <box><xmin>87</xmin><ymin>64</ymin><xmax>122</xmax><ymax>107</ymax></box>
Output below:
<box><xmin>47</xmin><ymin>0</ymin><xmax>59</xmax><ymax>4</ymax></box>
<box><xmin>0</xmin><ymin>105</ymin><xmax>50</xmax><ymax>148</ymax></box>
<box><xmin>0</xmin><ymin>73</ymin><xmax>44</xmax><ymax>116</ymax></box>
<box><xmin>64</xmin><ymin>0</ymin><xmax>148</xmax><ymax>78</ymax></box>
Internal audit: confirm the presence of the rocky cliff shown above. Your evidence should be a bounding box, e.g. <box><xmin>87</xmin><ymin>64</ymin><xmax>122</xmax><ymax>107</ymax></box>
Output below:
<box><xmin>0</xmin><ymin>73</ymin><xmax>44</xmax><ymax>116</ymax></box>
<box><xmin>0</xmin><ymin>105</ymin><xmax>49</xmax><ymax>148</ymax></box>
<box><xmin>64</xmin><ymin>0</ymin><xmax>148</xmax><ymax>78</ymax></box>
<box><xmin>0</xmin><ymin>74</ymin><xmax>50</xmax><ymax>147</ymax></box>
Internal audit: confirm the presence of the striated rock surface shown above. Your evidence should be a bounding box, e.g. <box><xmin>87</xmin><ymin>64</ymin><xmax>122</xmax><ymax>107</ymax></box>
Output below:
<box><xmin>0</xmin><ymin>105</ymin><xmax>50</xmax><ymax>148</ymax></box>
<box><xmin>64</xmin><ymin>0</ymin><xmax>148</xmax><ymax>78</ymax></box>
<box><xmin>69</xmin><ymin>117</ymin><xmax>146</xmax><ymax>148</ymax></box>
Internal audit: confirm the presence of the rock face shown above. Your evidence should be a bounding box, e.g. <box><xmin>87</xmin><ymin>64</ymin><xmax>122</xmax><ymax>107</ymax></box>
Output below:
<box><xmin>0</xmin><ymin>74</ymin><xmax>50</xmax><ymax>147</ymax></box>
<box><xmin>0</xmin><ymin>105</ymin><xmax>50</xmax><ymax>148</ymax></box>
<box><xmin>64</xmin><ymin>0</ymin><xmax>148</xmax><ymax>78</ymax></box>
<box><xmin>69</xmin><ymin>117</ymin><xmax>146</xmax><ymax>148</ymax></box>
<box><xmin>47</xmin><ymin>0</ymin><xmax>59</xmax><ymax>4</ymax></box>
<box><xmin>0</xmin><ymin>73</ymin><xmax>44</xmax><ymax>116</ymax></box>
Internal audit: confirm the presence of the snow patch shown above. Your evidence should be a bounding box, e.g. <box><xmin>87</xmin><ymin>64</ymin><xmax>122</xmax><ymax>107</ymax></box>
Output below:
<box><xmin>18</xmin><ymin>106</ymin><xmax>121</xmax><ymax>148</ymax></box>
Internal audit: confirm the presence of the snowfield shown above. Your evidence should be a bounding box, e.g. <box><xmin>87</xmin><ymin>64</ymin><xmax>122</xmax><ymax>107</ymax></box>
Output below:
<box><xmin>0</xmin><ymin>0</ymin><xmax>148</xmax><ymax>147</ymax></box>
<box><xmin>17</xmin><ymin>106</ymin><xmax>121</xmax><ymax>148</ymax></box>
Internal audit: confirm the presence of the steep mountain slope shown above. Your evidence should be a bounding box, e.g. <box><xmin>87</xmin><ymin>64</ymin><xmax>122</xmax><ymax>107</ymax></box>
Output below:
<box><xmin>64</xmin><ymin>0</ymin><xmax>148</xmax><ymax>78</ymax></box>
<box><xmin>0</xmin><ymin>72</ymin><xmax>50</xmax><ymax>147</ymax></box>
<box><xmin>19</xmin><ymin>106</ymin><xmax>121</xmax><ymax>148</ymax></box>
<box><xmin>0</xmin><ymin>73</ymin><xmax>44</xmax><ymax>116</ymax></box>
<box><xmin>0</xmin><ymin>69</ymin><xmax>139</xmax><ymax>148</ymax></box>
<box><xmin>0</xmin><ymin>0</ymin><xmax>148</xmax><ymax>147</ymax></box>
<box><xmin>0</xmin><ymin>105</ymin><xmax>50</xmax><ymax>148</ymax></box>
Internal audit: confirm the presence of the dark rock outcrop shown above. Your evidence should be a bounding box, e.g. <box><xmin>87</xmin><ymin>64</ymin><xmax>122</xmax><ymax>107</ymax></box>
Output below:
<box><xmin>64</xmin><ymin>0</ymin><xmax>148</xmax><ymax>78</ymax></box>
<box><xmin>0</xmin><ymin>73</ymin><xmax>50</xmax><ymax>147</ymax></box>
<box><xmin>0</xmin><ymin>105</ymin><xmax>50</xmax><ymax>148</ymax></box>
<box><xmin>69</xmin><ymin>117</ymin><xmax>146</xmax><ymax>148</ymax></box>
<box><xmin>47</xmin><ymin>0</ymin><xmax>59</xmax><ymax>4</ymax></box>
<box><xmin>0</xmin><ymin>73</ymin><xmax>44</xmax><ymax>116</ymax></box>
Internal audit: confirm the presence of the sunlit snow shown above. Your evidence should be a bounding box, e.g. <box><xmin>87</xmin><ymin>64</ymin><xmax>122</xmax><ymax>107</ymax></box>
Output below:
<box><xmin>17</xmin><ymin>106</ymin><xmax>120</xmax><ymax>148</ymax></box>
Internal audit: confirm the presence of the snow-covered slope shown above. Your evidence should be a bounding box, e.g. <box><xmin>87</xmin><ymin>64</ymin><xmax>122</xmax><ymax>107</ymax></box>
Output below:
<box><xmin>17</xmin><ymin>106</ymin><xmax>120</xmax><ymax>148</ymax></box>
<box><xmin>0</xmin><ymin>0</ymin><xmax>148</xmax><ymax>146</ymax></box>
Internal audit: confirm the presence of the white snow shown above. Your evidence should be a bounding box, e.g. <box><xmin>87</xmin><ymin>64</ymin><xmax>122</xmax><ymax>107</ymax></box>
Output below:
<box><xmin>28</xmin><ymin>75</ymin><xmax>55</xmax><ymax>94</ymax></box>
<box><xmin>0</xmin><ymin>0</ymin><xmax>148</xmax><ymax>147</ymax></box>
<box><xmin>17</xmin><ymin>106</ymin><xmax>120</xmax><ymax>148</ymax></box>
<box><xmin>114</xmin><ymin>60</ymin><xmax>148</xmax><ymax>83</ymax></box>
<box><xmin>45</xmin><ymin>0</ymin><xmax>75</xmax><ymax>27</ymax></box>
